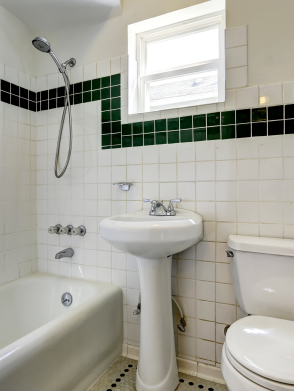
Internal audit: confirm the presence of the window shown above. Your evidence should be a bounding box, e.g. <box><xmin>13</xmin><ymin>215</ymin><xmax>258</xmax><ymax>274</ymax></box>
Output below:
<box><xmin>128</xmin><ymin>0</ymin><xmax>226</xmax><ymax>114</ymax></box>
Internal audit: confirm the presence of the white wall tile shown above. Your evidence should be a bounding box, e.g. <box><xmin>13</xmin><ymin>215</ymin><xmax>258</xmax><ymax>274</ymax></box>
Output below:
<box><xmin>283</xmin><ymin>81</ymin><xmax>294</xmax><ymax>104</ymax></box>
<box><xmin>226</xmin><ymin>67</ymin><xmax>247</xmax><ymax>89</ymax></box>
<box><xmin>226</xmin><ymin>25</ymin><xmax>247</xmax><ymax>48</ymax></box>
<box><xmin>84</xmin><ymin>63</ymin><xmax>97</xmax><ymax>80</ymax></box>
<box><xmin>236</xmin><ymin>87</ymin><xmax>258</xmax><ymax>109</ymax></box>
<box><xmin>97</xmin><ymin>60</ymin><xmax>111</xmax><ymax>77</ymax></box>
<box><xmin>259</xmin><ymin>83</ymin><xmax>283</xmax><ymax>106</ymax></box>
<box><xmin>226</xmin><ymin>46</ymin><xmax>247</xmax><ymax>69</ymax></box>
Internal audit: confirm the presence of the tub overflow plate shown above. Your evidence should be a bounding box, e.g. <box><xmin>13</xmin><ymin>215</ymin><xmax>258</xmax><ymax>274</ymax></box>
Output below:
<box><xmin>61</xmin><ymin>292</ymin><xmax>72</xmax><ymax>307</ymax></box>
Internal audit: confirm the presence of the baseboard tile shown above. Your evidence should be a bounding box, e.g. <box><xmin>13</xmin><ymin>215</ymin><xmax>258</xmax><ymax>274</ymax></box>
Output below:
<box><xmin>197</xmin><ymin>363</ymin><xmax>225</xmax><ymax>385</ymax></box>
<box><xmin>177</xmin><ymin>357</ymin><xmax>198</xmax><ymax>376</ymax></box>
<box><xmin>122</xmin><ymin>344</ymin><xmax>225</xmax><ymax>385</ymax></box>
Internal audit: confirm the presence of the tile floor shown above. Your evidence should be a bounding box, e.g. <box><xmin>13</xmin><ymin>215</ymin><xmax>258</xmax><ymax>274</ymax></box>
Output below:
<box><xmin>89</xmin><ymin>357</ymin><xmax>228</xmax><ymax>391</ymax></box>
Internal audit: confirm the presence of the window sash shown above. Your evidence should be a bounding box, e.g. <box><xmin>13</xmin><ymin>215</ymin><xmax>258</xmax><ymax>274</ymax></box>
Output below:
<box><xmin>142</xmin><ymin>24</ymin><xmax>221</xmax><ymax>76</ymax></box>
<box><xmin>141</xmin><ymin>62</ymin><xmax>222</xmax><ymax>112</ymax></box>
<box><xmin>136</xmin><ymin>11</ymin><xmax>225</xmax><ymax>113</ymax></box>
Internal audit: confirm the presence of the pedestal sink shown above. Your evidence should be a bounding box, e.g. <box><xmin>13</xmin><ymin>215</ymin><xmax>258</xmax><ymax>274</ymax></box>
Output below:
<box><xmin>100</xmin><ymin>208</ymin><xmax>203</xmax><ymax>391</ymax></box>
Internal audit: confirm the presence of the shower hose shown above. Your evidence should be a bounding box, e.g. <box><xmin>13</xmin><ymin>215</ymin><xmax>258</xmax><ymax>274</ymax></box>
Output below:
<box><xmin>54</xmin><ymin>70</ymin><xmax>72</xmax><ymax>178</ymax></box>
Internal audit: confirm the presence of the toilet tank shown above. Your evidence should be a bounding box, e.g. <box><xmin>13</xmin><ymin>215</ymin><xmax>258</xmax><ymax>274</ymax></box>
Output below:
<box><xmin>228</xmin><ymin>235</ymin><xmax>294</xmax><ymax>321</ymax></box>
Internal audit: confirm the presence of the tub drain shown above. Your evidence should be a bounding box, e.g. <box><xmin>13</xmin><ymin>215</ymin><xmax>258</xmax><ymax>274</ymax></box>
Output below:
<box><xmin>61</xmin><ymin>292</ymin><xmax>72</xmax><ymax>307</ymax></box>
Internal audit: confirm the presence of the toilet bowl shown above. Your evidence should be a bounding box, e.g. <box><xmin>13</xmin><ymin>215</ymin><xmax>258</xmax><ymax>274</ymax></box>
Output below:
<box><xmin>221</xmin><ymin>235</ymin><xmax>294</xmax><ymax>391</ymax></box>
<box><xmin>222</xmin><ymin>316</ymin><xmax>294</xmax><ymax>391</ymax></box>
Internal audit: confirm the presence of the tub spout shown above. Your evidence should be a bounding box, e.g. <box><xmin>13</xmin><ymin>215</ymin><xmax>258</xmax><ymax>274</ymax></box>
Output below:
<box><xmin>55</xmin><ymin>248</ymin><xmax>74</xmax><ymax>259</ymax></box>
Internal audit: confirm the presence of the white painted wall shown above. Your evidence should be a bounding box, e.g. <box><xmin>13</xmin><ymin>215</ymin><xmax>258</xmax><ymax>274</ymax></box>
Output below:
<box><xmin>34</xmin><ymin>0</ymin><xmax>294</xmax><ymax>87</ymax></box>
<box><xmin>0</xmin><ymin>6</ymin><xmax>36</xmax><ymax>77</ymax></box>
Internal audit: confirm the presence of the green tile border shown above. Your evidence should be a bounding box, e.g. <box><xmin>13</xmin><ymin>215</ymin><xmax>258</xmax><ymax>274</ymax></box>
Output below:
<box><xmin>31</xmin><ymin>71</ymin><xmax>294</xmax><ymax>149</ymax></box>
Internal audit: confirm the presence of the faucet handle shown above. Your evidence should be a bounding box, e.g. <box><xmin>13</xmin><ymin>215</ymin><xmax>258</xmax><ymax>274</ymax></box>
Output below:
<box><xmin>168</xmin><ymin>198</ymin><xmax>182</xmax><ymax>212</ymax></box>
<box><xmin>72</xmin><ymin>225</ymin><xmax>86</xmax><ymax>236</ymax></box>
<box><xmin>59</xmin><ymin>225</ymin><xmax>73</xmax><ymax>235</ymax></box>
<box><xmin>143</xmin><ymin>199</ymin><xmax>154</xmax><ymax>203</ymax></box>
<box><xmin>48</xmin><ymin>224</ymin><xmax>62</xmax><ymax>234</ymax></box>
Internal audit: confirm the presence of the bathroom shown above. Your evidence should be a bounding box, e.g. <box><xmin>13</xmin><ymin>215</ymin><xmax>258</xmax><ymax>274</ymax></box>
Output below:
<box><xmin>0</xmin><ymin>0</ymin><xmax>293</xmax><ymax>390</ymax></box>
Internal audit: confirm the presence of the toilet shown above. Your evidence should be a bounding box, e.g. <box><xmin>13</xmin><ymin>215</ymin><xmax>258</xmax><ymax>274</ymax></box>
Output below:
<box><xmin>221</xmin><ymin>235</ymin><xmax>294</xmax><ymax>391</ymax></box>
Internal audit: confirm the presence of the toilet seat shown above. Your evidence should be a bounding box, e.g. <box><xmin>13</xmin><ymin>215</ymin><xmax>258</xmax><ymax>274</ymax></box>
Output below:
<box><xmin>225</xmin><ymin>316</ymin><xmax>294</xmax><ymax>390</ymax></box>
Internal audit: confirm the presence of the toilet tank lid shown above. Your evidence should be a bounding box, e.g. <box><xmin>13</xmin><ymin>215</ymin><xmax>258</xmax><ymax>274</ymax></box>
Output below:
<box><xmin>228</xmin><ymin>235</ymin><xmax>294</xmax><ymax>256</ymax></box>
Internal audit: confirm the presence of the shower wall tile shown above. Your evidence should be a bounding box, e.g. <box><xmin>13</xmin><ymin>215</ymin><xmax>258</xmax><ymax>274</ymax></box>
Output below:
<box><xmin>2</xmin><ymin>45</ymin><xmax>290</xmax><ymax>367</ymax></box>
<box><xmin>0</xmin><ymin>90</ymin><xmax>37</xmax><ymax>286</ymax></box>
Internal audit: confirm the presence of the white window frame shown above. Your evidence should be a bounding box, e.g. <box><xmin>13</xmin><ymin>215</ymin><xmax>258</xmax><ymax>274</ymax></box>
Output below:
<box><xmin>128</xmin><ymin>0</ymin><xmax>226</xmax><ymax>115</ymax></box>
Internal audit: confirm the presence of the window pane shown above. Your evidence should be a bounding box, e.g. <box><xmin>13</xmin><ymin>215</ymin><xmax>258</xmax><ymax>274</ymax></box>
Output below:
<box><xmin>146</xmin><ymin>28</ymin><xmax>219</xmax><ymax>74</ymax></box>
<box><xmin>148</xmin><ymin>70</ymin><xmax>218</xmax><ymax>110</ymax></box>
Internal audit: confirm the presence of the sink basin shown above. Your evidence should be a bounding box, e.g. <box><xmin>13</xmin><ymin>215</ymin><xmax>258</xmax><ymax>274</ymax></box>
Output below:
<box><xmin>100</xmin><ymin>208</ymin><xmax>203</xmax><ymax>391</ymax></box>
<box><xmin>100</xmin><ymin>208</ymin><xmax>203</xmax><ymax>258</ymax></box>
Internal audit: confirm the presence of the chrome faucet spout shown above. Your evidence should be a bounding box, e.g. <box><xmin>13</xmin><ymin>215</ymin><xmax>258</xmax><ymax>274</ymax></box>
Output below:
<box><xmin>55</xmin><ymin>248</ymin><xmax>74</xmax><ymax>259</ymax></box>
<box><xmin>143</xmin><ymin>199</ymin><xmax>182</xmax><ymax>216</ymax></box>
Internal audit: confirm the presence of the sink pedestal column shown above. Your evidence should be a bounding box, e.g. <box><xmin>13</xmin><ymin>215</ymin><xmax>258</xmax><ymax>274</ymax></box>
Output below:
<box><xmin>136</xmin><ymin>256</ymin><xmax>179</xmax><ymax>391</ymax></box>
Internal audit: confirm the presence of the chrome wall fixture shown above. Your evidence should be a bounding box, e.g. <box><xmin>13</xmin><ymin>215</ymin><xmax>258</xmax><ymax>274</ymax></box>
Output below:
<box><xmin>48</xmin><ymin>225</ymin><xmax>86</xmax><ymax>236</ymax></box>
<box><xmin>32</xmin><ymin>36</ymin><xmax>76</xmax><ymax>179</ymax></box>
<box><xmin>55</xmin><ymin>248</ymin><xmax>74</xmax><ymax>259</ymax></box>
<box><xmin>113</xmin><ymin>182</ymin><xmax>133</xmax><ymax>191</ymax></box>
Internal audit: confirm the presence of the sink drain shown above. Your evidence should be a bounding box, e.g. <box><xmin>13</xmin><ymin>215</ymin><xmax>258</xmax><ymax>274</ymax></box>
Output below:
<box><xmin>61</xmin><ymin>292</ymin><xmax>72</xmax><ymax>307</ymax></box>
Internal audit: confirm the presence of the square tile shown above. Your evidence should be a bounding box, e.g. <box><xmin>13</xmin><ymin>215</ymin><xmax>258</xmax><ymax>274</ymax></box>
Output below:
<box><xmin>168</xmin><ymin>131</ymin><xmax>179</xmax><ymax>144</ymax></box>
<box><xmin>101</xmin><ymin>76</ymin><xmax>110</xmax><ymax>88</ymax></box>
<box><xmin>207</xmin><ymin>112</ymin><xmax>220</xmax><ymax>126</ymax></box>
<box><xmin>222</xmin><ymin>125</ymin><xmax>235</xmax><ymax>139</ymax></box>
<box><xmin>194</xmin><ymin>128</ymin><xmax>206</xmax><ymax>142</ymax></box>
<box><xmin>156</xmin><ymin>132</ymin><xmax>167</xmax><ymax>145</ymax></box>
<box><xmin>155</xmin><ymin>119</ymin><xmax>166</xmax><ymax>132</ymax></box>
<box><xmin>144</xmin><ymin>133</ymin><xmax>155</xmax><ymax>146</ymax></box>
<box><xmin>180</xmin><ymin>129</ymin><xmax>192</xmax><ymax>143</ymax></box>
<box><xmin>112</xmin><ymin>97</ymin><xmax>121</xmax><ymax>110</ymax></box>
<box><xmin>92</xmin><ymin>78</ymin><xmax>100</xmax><ymax>90</ymax></box>
<box><xmin>111</xmin><ymin>74</ymin><xmax>121</xmax><ymax>86</ymax></box>
<box><xmin>133</xmin><ymin>135</ymin><xmax>143</xmax><ymax>147</ymax></box>
<box><xmin>101</xmin><ymin>87</ymin><xmax>110</xmax><ymax>100</ymax></box>
<box><xmin>237</xmin><ymin>123</ymin><xmax>251</xmax><ymax>138</ymax></box>
<box><xmin>92</xmin><ymin>89</ymin><xmax>100</xmax><ymax>101</ymax></box>
<box><xmin>144</xmin><ymin>121</ymin><xmax>154</xmax><ymax>133</ymax></box>
<box><xmin>122</xmin><ymin>124</ymin><xmax>132</xmax><ymax>136</ymax></box>
<box><xmin>111</xmin><ymin>85</ymin><xmax>120</xmax><ymax>98</ymax></box>
<box><xmin>252</xmin><ymin>107</ymin><xmax>266</xmax><ymax>122</ymax></box>
<box><xmin>252</xmin><ymin>122</ymin><xmax>267</xmax><ymax>137</ymax></box>
<box><xmin>193</xmin><ymin>114</ymin><xmax>206</xmax><ymax>128</ymax></box>
<box><xmin>112</xmin><ymin>109</ymin><xmax>121</xmax><ymax>122</ymax></box>
<box><xmin>207</xmin><ymin>126</ymin><xmax>220</xmax><ymax>140</ymax></box>
<box><xmin>168</xmin><ymin>118</ymin><xmax>179</xmax><ymax>131</ymax></box>
<box><xmin>285</xmin><ymin>104</ymin><xmax>294</xmax><ymax>119</ymax></box>
<box><xmin>102</xmin><ymin>99</ymin><xmax>111</xmax><ymax>111</ymax></box>
<box><xmin>122</xmin><ymin>136</ymin><xmax>132</xmax><ymax>148</ymax></box>
<box><xmin>268</xmin><ymin>105</ymin><xmax>283</xmax><ymax>121</ymax></box>
<box><xmin>180</xmin><ymin>116</ymin><xmax>192</xmax><ymax>129</ymax></box>
<box><xmin>285</xmin><ymin>119</ymin><xmax>294</xmax><ymax>134</ymax></box>
<box><xmin>268</xmin><ymin>121</ymin><xmax>284</xmax><ymax>136</ymax></box>
<box><xmin>221</xmin><ymin>111</ymin><xmax>235</xmax><ymax>125</ymax></box>
<box><xmin>133</xmin><ymin>122</ymin><xmax>143</xmax><ymax>135</ymax></box>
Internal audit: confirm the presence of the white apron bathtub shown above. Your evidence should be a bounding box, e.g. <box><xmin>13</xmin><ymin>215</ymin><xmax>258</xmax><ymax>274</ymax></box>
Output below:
<box><xmin>0</xmin><ymin>273</ymin><xmax>123</xmax><ymax>391</ymax></box>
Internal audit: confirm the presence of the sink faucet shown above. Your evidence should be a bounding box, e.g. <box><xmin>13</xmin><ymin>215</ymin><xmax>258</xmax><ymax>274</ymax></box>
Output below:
<box><xmin>143</xmin><ymin>199</ymin><xmax>181</xmax><ymax>216</ymax></box>
<box><xmin>55</xmin><ymin>248</ymin><xmax>74</xmax><ymax>259</ymax></box>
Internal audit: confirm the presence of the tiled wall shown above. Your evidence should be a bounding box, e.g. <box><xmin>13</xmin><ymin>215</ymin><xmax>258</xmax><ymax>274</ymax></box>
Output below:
<box><xmin>0</xmin><ymin>64</ymin><xmax>38</xmax><ymax>285</ymax></box>
<box><xmin>35</xmin><ymin>92</ymin><xmax>294</xmax><ymax>366</ymax></box>
<box><xmin>0</xmin><ymin>22</ymin><xmax>288</xmax><ymax>367</ymax></box>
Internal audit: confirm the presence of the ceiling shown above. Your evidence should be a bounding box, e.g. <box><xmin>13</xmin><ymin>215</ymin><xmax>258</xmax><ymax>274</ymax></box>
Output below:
<box><xmin>0</xmin><ymin>0</ymin><xmax>122</xmax><ymax>33</ymax></box>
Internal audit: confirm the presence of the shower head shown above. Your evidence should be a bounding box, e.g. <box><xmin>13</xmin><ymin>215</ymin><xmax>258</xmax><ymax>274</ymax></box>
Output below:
<box><xmin>32</xmin><ymin>37</ymin><xmax>51</xmax><ymax>53</ymax></box>
<box><xmin>32</xmin><ymin>36</ymin><xmax>76</xmax><ymax>75</ymax></box>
